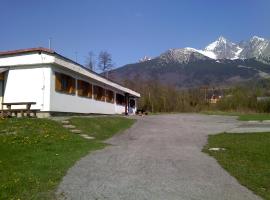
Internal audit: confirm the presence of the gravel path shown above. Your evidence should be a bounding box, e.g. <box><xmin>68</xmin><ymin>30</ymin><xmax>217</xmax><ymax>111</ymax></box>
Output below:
<box><xmin>56</xmin><ymin>114</ymin><xmax>261</xmax><ymax>200</ymax></box>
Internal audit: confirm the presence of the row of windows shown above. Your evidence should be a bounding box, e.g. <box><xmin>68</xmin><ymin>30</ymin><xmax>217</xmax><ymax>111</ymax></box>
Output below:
<box><xmin>55</xmin><ymin>72</ymin><xmax>126</xmax><ymax>105</ymax></box>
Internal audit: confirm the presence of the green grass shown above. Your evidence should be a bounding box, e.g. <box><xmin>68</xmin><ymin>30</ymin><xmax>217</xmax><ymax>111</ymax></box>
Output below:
<box><xmin>238</xmin><ymin>113</ymin><xmax>270</xmax><ymax>121</ymax></box>
<box><xmin>69</xmin><ymin>117</ymin><xmax>135</xmax><ymax>140</ymax></box>
<box><xmin>204</xmin><ymin>132</ymin><xmax>270</xmax><ymax>199</ymax></box>
<box><xmin>0</xmin><ymin>117</ymin><xmax>135</xmax><ymax>200</ymax></box>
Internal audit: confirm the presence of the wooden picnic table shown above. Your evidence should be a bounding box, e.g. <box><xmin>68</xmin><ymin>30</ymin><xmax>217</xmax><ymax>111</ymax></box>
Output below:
<box><xmin>2</xmin><ymin>102</ymin><xmax>38</xmax><ymax>117</ymax></box>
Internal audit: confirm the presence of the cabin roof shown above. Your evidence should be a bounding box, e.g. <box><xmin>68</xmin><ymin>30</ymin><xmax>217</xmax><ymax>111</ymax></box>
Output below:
<box><xmin>0</xmin><ymin>47</ymin><xmax>54</xmax><ymax>56</ymax></box>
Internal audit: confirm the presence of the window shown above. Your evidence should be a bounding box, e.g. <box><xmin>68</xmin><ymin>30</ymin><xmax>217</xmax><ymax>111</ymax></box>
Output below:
<box><xmin>116</xmin><ymin>93</ymin><xmax>125</xmax><ymax>105</ymax></box>
<box><xmin>93</xmin><ymin>85</ymin><xmax>105</xmax><ymax>101</ymax></box>
<box><xmin>106</xmin><ymin>90</ymin><xmax>114</xmax><ymax>103</ymax></box>
<box><xmin>77</xmin><ymin>80</ymin><xmax>92</xmax><ymax>98</ymax></box>
<box><xmin>55</xmin><ymin>72</ymin><xmax>75</xmax><ymax>94</ymax></box>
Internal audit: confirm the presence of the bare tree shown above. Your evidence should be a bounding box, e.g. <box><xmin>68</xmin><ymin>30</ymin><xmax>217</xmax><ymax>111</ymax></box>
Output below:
<box><xmin>85</xmin><ymin>51</ymin><xmax>96</xmax><ymax>71</ymax></box>
<box><xmin>98</xmin><ymin>50</ymin><xmax>113</xmax><ymax>78</ymax></box>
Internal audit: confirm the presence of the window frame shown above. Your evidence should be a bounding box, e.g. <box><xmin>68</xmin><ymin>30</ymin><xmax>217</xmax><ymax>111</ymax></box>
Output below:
<box><xmin>77</xmin><ymin>79</ymin><xmax>92</xmax><ymax>98</ymax></box>
<box><xmin>55</xmin><ymin>72</ymin><xmax>76</xmax><ymax>95</ymax></box>
<box><xmin>116</xmin><ymin>93</ymin><xmax>126</xmax><ymax>106</ymax></box>
<box><xmin>93</xmin><ymin>85</ymin><xmax>106</xmax><ymax>101</ymax></box>
<box><xmin>106</xmin><ymin>90</ymin><xmax>114</xmax><ymax>104</ymax></box>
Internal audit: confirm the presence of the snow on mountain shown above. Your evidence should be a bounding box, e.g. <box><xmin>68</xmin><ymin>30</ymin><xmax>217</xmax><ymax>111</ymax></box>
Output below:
<box><xmin>139</xmin><ymin>56</ymin><xmax>152</xmax><ymax>62</ymax></box>
<box><xmin>204</xmin><ymin>36</ymin><xmax>243</xmax><ymax>59</ymax></box>
<box><xmin>251</xmin><ymin>36</ymin><xmax>266</xmax><ymax>42</ymax></box>
<box><xmin>112</xmin><ymin>36</ymin><xmax>270</xmax><ymax>88</ymax></box>
<box><xmin>198</xmin><ymin>50</ymin><xmax>217</xmax><ymax>59</ymax></box>
<box><xmin>185</xmin><ymin>36</ymin><xmax>269</xmax><ymax>61</ymax></box>
<box><xmin>239</xmin><ymin>36</ymin><xmax>270</xmax><ymax>58</ymax></box>
<box><xmin>205</xmin><ymin>36</ymin><xmax>227</xmax><ymax>51</ymax></box>
<box><xmin>183</xmin><ymin>36</ymin><xmax>269</xmax><ymax>61</ymax></box>
<box><xmin>234</xmin><ymin>46</ymin><xmax>243</xmax><ymax>59</ymax></box>
<box><xmin>159</xmin><ymin>36</ymin><xmax>246</xmax><ymax>62</ymax></box>
<box><xmin>138</xmin><ymin>36</ymin><xmax>270</xmax><ymax>65</ymax></box>
<box><xmin>159</xmin><ymin>48</ymin><xmax>211</xmax><ymax>64</ymax></box>
<box><xmin>184</xmin><ymin>47</ymin><xmax>217</xmax><ymax>59</ymax></box>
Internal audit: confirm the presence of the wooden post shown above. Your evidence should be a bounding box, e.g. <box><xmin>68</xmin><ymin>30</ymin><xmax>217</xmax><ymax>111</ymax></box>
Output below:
<box><xmin>33</xmin><ymin>111</ymin><xmax>37</xmax><ymax>118</ymax></box>
<box><xmin>26</xmin><ymin>103</ymin><xmax>31</xmax><ymax>117</ymax></box>
<box><xmin>7</xmin><ymin>105</ymin><xmax>11</xmax><ymax>117</ymax></box>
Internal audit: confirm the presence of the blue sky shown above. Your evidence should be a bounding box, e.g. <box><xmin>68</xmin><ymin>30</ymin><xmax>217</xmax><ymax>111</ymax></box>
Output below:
<box><xmin>0</xmin><ymin>0</ymin><xmax>269</xmax><ymax>67</ymax></box>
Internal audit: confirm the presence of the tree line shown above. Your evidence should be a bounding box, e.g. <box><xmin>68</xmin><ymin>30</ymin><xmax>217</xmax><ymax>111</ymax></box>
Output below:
<box><xmin>122</xmin><ymin>77</ymin><xmax>270</xmax><ymax>113</ymax></box>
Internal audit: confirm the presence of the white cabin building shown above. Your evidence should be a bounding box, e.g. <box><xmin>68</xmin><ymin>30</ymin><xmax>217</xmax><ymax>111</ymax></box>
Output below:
<box><xmin>0</xmin><ymin>48</ymin><xmax>140</xmax><ymax>117</ymax></box>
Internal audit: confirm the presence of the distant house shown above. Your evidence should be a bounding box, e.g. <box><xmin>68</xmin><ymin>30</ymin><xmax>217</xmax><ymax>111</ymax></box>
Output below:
<box><xmin>207</xmin><ymin>90</ymin><xmax>223</xmax><ymax>104</ymax></box>
<box><xmin>209</xmin><ymin>94</ymin><xmax>222</xmax><ymax>104</ymax></box>
<box><xmin>0</xmin><ymin>48</ymin><xmax>140</xmax><ymax>117</ymax></box>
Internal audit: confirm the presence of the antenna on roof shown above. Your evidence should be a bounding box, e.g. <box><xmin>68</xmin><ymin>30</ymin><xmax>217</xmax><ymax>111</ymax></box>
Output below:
<box><xmin>48</xmin><ymin>38</ymin><xmax>52</xmax><ymax>50</ymax></box>
<box><xmin>75</xmin><ymin>51</ymin><xmax>78</xmax><ymax>62</ymax></box>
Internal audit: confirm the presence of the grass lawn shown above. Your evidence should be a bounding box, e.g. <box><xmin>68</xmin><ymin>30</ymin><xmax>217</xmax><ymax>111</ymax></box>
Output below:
<box><xmin>69</xmin><ymin>117</ymin><xmax>135</xmax><ymax>140</ymax></box>
<box><xmin>204</xmin><ymin>132</ymin><xmax>270</xmax><ymax>199</ymax></box>
<box><xmin>238</xmin><ymin>113</ymin><xmax>270</xmax><ymax>121</ymax></box>
<box><xmin>0</xmin><ymin>117</ymin><xmax>135</xmax><ymax>200</ymax></box>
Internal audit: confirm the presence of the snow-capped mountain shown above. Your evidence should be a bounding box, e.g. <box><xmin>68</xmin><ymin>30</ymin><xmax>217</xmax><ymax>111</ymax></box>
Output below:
<box><xmin>156</xmin><ymin>36</ymin><xmax>270</xmax><ymax>62</ymax></box>
<box><xmin>110</xmin><ymin>35</ymin><xmax>270</xmax><ymax>89</ymax></box>
<box><xmin>159</xmin><ymin>48</ymin><xmax>211</xmax><ymax>64</ymax></box>
<box><xmin>201</xmin><ymin>36</ymin><xmax>270</xmax><ymax>60</ymax></box>
<box><xmin>239</xmin><ymin>36</ymin><xmax>270</xmax><ymax>58</ymax></box>
<box><xmin>203</xmin><ymin>36</ymin><xmax>243</xmax><ymax>59</ymax></box>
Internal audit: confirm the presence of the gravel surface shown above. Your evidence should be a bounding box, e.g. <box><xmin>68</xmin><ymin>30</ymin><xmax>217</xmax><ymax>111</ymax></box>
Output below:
<box><xmin>228</xmin><ymin>120</ymin><xmax>270</xmax><ymax>133</ymax></box>
<box><xmin>56</xmin><ymin>114</ymin><xmax>261</xmax><ymax>200</ymax></box>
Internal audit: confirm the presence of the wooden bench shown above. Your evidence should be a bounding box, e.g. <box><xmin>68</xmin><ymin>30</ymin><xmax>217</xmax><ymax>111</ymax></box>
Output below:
<box><xmin>1</xmin><ymin>102</ymin><xmax>40</xmax><ymax>117</ymax></box>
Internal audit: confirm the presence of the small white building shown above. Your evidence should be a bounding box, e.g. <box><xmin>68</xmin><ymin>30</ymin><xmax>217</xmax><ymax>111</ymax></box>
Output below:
<box><xmin>0</xmin><ymin>48</ymin><xmax>140</xmax><ymax>117</ymax></box>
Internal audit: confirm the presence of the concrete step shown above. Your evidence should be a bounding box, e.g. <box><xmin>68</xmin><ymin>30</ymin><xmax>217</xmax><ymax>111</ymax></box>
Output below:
<box><xmin>70</xmin><ymin>129</ymin><xmax>82</xmax><ymax>134</ymax></box>
<box><xmin>80</xmin><ymin>134</ymin><xmax>95</xmax><ymax>140</ymax></box>
<box><xmin>63</xmin><ymin>125</ymin><xmax>76</xmax><ymax>129</ymax></box>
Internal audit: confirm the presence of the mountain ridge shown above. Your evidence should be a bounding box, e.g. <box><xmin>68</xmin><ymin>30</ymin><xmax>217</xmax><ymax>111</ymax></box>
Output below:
<box><xmin>155</xmin><ymin>36</ymin><xmax>270</xmax><ymax>62</ymax></box>
<box><xmin>110</xmin><ymin>36</ymin><xmax>270</xmax><ymax>88</ymax></box>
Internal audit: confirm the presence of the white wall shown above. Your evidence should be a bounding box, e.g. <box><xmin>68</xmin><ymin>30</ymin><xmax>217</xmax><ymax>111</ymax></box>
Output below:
<box><xmin>115</xmin><ymin>105</ymin><xmax>125</xmax><ymax>114</ymax></box>
<box><xmin>3</xmin><ymin>66</ymin><xmax>51</xmax><ymax>111</ymax></box>
<box><xmin>50</xmin><ymin>66</ymin><xmax>127</xmax><ymax>114</ymax></box>
<box><xmin>0</xmin><ymin>53</ymin><xmax>54</xmax><ymax>67</ymax></box>
<box><xmin>0</xmin><ymin>52</ymin><xmax>140</xmax><ymax>98</ymax></box>
<box><xmin>2</xmin><ymin>65</ymin><xmax>135</xmax><ymax>115</ymax></box>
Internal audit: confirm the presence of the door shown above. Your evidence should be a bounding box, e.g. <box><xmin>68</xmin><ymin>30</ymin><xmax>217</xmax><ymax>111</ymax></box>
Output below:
<box><xmin>129</xmin><ymin>98</ymin><xmax>136</xmax><ymax>114</ymax></box>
